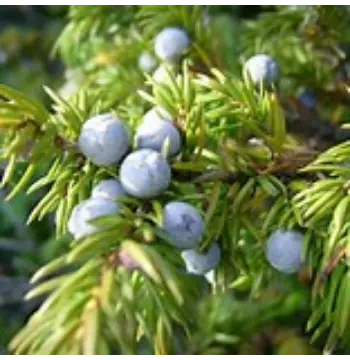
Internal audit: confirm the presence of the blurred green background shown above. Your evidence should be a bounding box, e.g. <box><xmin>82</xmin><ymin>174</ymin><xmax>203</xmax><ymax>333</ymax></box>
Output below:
<box><xmin>0</xmin><ymin>6</ymin><xmax>66</xmax><ymax>352</ymax></box>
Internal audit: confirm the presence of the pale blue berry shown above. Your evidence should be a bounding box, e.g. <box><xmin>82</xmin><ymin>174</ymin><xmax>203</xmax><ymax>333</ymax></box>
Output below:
<box><xmin>265</xmin><ymin>229</ymin><xmax>304</xmax><ymax>274</ymax></box>
<box><xmin>78</xmin><ymin>113</ymin><xmax>130</xmax><ymax>166</ymax></box>
<box><xmin>162</xmin><ymin>201</ymin><xmax>204</xmax><ymax>249</ymax></box>
<box><xmin>154</xmin><ymin>27</ymin><xmax>190</xmax><ymax>62</ymax></box>
<box><xmin>243</xmin><ymin>54</ymin><xmax>279</xmax><ymax>87</ymax></box>
<box><xmin>68</xmin><ymin>197</ymin><xmax>119</xmax><ymax>240</ymax></box>
<box><xmin>91</xmin><ymin>179</ymin><xmax>126</xmax><ymax>201</ymax></box>
<box><xmin>135</xmin><ymin>107</ymin><xmax>181</xmax><ymax>156</ymax></box>
<box><xmin>144</xmin><ymin>106</ymin><xmax>172</xmax><ymax>122</ymax></box>
<box><xmin>120</xmin><ymin>149</ymin><xmax>171</xmax><ymax>198</ymax></box>
<box><xmin>181</xmin><ymin>243</ymin><xmax>221</xmax><ymax>275</ymax></box>
<box><xmin>152</xmin><ymin>64</ymin><xmax>177</xmax><ymax>83</ymax></box>
<box><xmin>138</xmin><ymin>52</ymin><xmax>157</xmax><ymax>73</ymax></box>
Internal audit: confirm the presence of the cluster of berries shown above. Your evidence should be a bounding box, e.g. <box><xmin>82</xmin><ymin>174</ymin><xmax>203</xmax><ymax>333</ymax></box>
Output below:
<box><xmin>69</xmin><ymin>105</ymin><xmax>220</xmax><ymax>279</ymax></box>
<box><xmin>69</xmin><ymin>28</ymin><xmax>304</xmax><ymax>278</ymax></box>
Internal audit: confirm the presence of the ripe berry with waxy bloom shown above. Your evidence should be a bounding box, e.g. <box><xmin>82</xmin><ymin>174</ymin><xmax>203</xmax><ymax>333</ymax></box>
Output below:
<box><xmin>154</xmin><ymin>27</ymin><xmax>190</xmax><ymax>62</ymax></box>
<box><xmin>265</xmin><ymin>229</ymin><xmax>304</xmax><ymax>274</ymax></box>
<box><xmin>243</xmin><ymin>54</ymin><xmax>279</xmax><ymax>87</ymax></box>
<box><xmin>120</xmin><ymin>149</ymin><xmax>171</xmax><ymax>199</ymax></box>
<box><xmin>138</xmin><ymin>52</ymin><xmax>157</xmax><ymax>73</ymax></box>
<box><xmin>78</xmin><ymin>113</ymin><xmax>130</xmax><ymax>166</ymax></box>
<box><xmin>135</xmin><ymin>107</ymin><xmax>181</xmax><ymax>156</ymax></box>
<box><xmin>91</xmin><ymin>179</ymin><xmax>126</xmax><ymax>202</ymax></box>
<box><xmin>68</xmin><ymin>197</ymin><xmax>119</xmax><ymax>240</ymax></box>
<box><xmin>181</xmin><ymin>243</ymin><xmax>221</xmax><ymax>275</ymax></box>
<box><xmin>162</xmin><ymin>201</ymin><xmax>204</xmax><ymax>249</ymax></box>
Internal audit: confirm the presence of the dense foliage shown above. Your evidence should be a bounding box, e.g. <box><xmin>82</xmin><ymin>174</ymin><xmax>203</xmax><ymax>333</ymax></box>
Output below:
<box><xmin>1</xmin><ymin>5</ymin><xmax>350</xmax><ymax>355</ymax></box>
